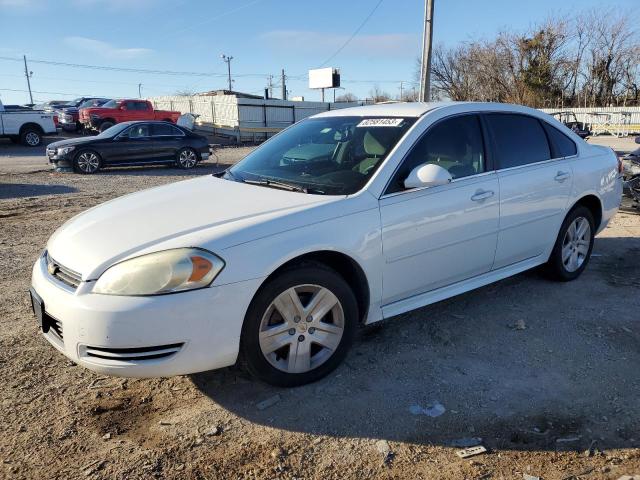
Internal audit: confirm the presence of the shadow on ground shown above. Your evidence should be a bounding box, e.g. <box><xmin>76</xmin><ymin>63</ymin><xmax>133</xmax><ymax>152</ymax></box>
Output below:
<box><xmin>0</xmin><ymin>183</ymin><xmax>77</xmax><ymax>199</ymax></box>
<box><xmin>191</xmin><ymin>235</ymin><xmax>640</xmax><ymax>452</ymax></box>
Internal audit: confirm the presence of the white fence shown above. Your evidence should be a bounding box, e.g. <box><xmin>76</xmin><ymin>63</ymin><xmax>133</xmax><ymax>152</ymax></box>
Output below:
<box><xmin>541</xmin><ymin>106</ymin><xmax>640</xmax><ymax>136</ymax></box>
<box><xmin>150</xmin><ymin>95</ymin><xmax>359</xmax><ymax>141</ymax></box>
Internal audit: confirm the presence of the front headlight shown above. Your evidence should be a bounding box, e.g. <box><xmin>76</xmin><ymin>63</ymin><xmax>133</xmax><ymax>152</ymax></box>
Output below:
<box><xmin>57</xmin><ymin>146</ymin><xmax>75</xmax><ymax>155</ymax></box>
<box><xmin>93</xmin><ymin>248</ymin><xmax>225</xmax><ymax>296</ymax></box>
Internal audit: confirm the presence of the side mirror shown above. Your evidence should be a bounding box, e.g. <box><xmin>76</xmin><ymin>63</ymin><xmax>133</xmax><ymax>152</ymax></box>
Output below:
<box><xmin>404</xmin><ymin>163</ymin><xmax>452</xmax><ymax>189</ymax></box>
<box><xmin>120</xmin><ymin>105</ymin><xmax>127</xmax><ymax>111</ymax></box>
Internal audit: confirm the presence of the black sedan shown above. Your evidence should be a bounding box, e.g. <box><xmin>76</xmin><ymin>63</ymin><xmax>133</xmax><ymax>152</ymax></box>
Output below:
<box><xmin>46</xmin><ymin>121</ymin><xmax>210</xmax><ymax>174</ymax></box>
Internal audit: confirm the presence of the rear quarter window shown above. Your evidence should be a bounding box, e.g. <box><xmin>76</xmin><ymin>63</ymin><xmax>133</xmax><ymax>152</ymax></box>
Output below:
<box><xmin>542</xmin><ymin>122</ymin><xmax>577</xmax><ymax>158</ymax></box>
<box><xmin>485</xmin><ymin>113</ymin><xmax>551</xmax><ymax>168</ymax></box>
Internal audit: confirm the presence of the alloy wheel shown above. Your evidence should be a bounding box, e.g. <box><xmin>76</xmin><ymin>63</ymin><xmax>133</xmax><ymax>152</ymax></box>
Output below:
<box><xmin>77</xmin><ymin>152</ymin><xmax>100</xmax><ymax>173</ymax></box>
<box><xmin>25</xmin><ymin>132</ymin><xmax>40</xmax><ymax>146</ymax></box>
<box><xmin>258</xmin><ymin>284</ymin><xmax>345</xmax><ymax>374</ymax></box>
<box><xmin>179</xmin><ymin>149</ymin><xmax>197</xmax><ymax>168</ymax></box>
<box><xmin>561</xmin><ymin>216</ymin><xmax>591</xmax><ymax>272</ymax></box>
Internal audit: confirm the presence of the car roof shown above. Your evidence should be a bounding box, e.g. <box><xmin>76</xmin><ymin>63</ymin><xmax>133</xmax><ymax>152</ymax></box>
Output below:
<box><xmin>312</xmin><ymin>102</ymin><xmax>446</xmax><ymax>118</ymax></box>
<box><xmin>311</xmin><ymin>101</ymin><xmax>549</xmax><ymax>119</ymax></box>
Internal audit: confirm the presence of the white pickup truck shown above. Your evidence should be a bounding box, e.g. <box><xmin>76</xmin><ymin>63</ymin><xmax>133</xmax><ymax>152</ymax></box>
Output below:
<box><xmin>0</xmin><ymin>100</ymin><xmax>57</xmax><ymax>146</ymax></box>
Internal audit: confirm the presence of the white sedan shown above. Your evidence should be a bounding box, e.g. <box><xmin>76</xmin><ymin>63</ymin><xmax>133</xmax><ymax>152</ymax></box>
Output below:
<box><xmin>30</xmin><ymin>102</ymin><xmax>622</xmax><ymax>386</ymax></box>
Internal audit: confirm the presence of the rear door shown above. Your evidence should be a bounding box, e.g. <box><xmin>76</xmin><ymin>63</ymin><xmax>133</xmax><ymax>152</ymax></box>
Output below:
<box><xmin>485</xmin><ymin>113</ymin><xmax>575</xmax><ymax>269</ymax></box>
<box><xmin>125</xmin><ymin>101</ymin><xmax>152</xmax><ymax>121</ymax></box>
<box><xmin>151</xmin><ymin>123</ymin><xmax>185</xmax><ymax>159</ymax></box>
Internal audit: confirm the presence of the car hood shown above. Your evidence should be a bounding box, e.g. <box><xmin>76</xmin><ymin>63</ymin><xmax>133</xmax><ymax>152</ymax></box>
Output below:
<box><xmin>46</xmin><ymin>176</ymin><xmax>341</xmax><ymax>279</ymax></box>
<box><xmin>47</xmin><ymin>137</ymin><xmax>99</xmax><ymax>150</ymax></box>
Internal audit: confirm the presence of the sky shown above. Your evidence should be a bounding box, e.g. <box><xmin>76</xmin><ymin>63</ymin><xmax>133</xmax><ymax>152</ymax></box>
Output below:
<box><xmin>0</xmin><ymin>0</ymin><xmax>638</xmax><ymax>105</ymax></box>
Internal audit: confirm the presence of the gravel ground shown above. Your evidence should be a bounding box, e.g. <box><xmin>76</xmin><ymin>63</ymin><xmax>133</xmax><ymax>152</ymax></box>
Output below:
<box><xmin>1</xmin><ymin>135</ymin><xmax>639</xmax><ymax>480</ymax></box>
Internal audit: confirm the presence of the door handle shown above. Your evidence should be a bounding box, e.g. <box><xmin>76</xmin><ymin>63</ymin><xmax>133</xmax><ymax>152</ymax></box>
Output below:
<box><xmin>554</xmin><ymin>171</ymin><xmax>571</xmax><ymax>182</ymax></box>
<box><xmin>471</xmin><ymin>189</ymin><xmax>495</xmax><ymax>201</ymax></box>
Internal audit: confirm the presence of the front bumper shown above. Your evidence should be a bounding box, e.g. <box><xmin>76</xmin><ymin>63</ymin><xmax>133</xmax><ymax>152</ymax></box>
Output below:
<box><xmin>31</xmin><ymin>254</ymin><xmax>262</xmax><ymax>377</ymax></box>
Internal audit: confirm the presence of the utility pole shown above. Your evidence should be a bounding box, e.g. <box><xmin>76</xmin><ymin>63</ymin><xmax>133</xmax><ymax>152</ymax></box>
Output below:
<box><xmin>419</xmin><ymin>0</ymin><xmax>434</xmax><ymax>102</ymax></box>
<box><xmin>267</xmin><ymin>75</ymin><xmax>273</xmax><ymax>99</ymax></box>
<box><xmin>23</xmin><ymin>55</ymin><xmax>33</xmax><ymax>104</ymax></box>
<box><xmin>138</xmin><ymin>83</ymin><xmax>142</xmax><ymax>98</ymax></box>
<box><xmin>281</xmin><ymin>69</ymin><xmax>286</xmax><ymax>100</ymax></box>
<box><xmin>399</xmin><ymin>81</ymin><xmax>404</xmax><ymax>102</ymax></box>
<box><xmin>221</xmin><ymin>54</ymin><xmax>233</xmax><ymax>92</ymax></box>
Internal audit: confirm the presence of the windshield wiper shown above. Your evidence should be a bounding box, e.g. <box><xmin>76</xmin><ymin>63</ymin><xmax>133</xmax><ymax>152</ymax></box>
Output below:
<box><xmin>243</xmin><ymin>178</ymin><xmax>309</xmax><ymax>193</ymax></box>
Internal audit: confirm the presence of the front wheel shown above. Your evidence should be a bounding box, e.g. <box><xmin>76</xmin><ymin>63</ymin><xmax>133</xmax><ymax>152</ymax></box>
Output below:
<box><xmin>545</xmin><ymin>206</ymin><xmax>595</xmax><ymax>281</ymax></box>
<box><xmin>73</xmin><ymin>150</ymin><xmax>102</xmax><ymax>174</ymax></box>
<box><xmin>99</xmin><ymin>121</ymin><xmax>114</xmax><ymax>133</ymax></box>
<box><xmin>176</xmin><ymin>148</ymin><xmax>198</xmax><ymax>169</ymax></box>
<box><xmin>240</xmin><ymin>264</ymin><xmax>358</xmax><ymax>387</ymax></box>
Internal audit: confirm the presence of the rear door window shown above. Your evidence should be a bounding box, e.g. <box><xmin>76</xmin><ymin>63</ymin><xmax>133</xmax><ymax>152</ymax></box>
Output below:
<box><xmin>152</xmin><ymin>123</ymin><xmax>182</xmax><ymax>136</ymax></box>
<box><xmin>542</xmin><ymin>122</ymin><xmax>577</xmax><ymax>158</ymax></box>
<box><xmin>485</xmin><ymin>113</ymin><xmax>551</xmax><ymax>169</ymax></box>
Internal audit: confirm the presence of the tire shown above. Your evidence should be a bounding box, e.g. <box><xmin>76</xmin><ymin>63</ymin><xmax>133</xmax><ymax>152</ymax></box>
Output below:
<box><xmin>99</xmin><ymin>121</ymin><xmax>114</xmax><ymax>133</ymax></box>
<box><xmin>176</xmin><ymin>147</ymin><xmax>198</xmax><ymax>169</ymax></box>
<box><xmin>545</xmin><ymin>206</ymin><xmax>595</xmax><ymax>281</ymax></box>
<box><xmin>73</xmin><ymin>150</ymin><xmax>102</xmax><ymax>174</ymax></box>
<box><xmin>20</xmin><ymin>128</ymin><xmax>42</xmax><ymax>147</ymax></box>
<box><xmin>240</xmin><ymin>263</ymin><xmax>358</xmax><ymax>387</ymax></box>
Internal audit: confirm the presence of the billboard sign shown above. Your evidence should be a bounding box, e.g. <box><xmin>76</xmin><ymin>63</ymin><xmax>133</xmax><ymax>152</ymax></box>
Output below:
<box><xmin>309</xmin><ymin>68</ymin><xmax>340</xmax><ymax>89</ymax></box>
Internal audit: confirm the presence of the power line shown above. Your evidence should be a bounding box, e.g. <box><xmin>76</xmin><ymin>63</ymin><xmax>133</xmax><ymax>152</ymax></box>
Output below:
<box><xmin>0</xmin><ymin>55</ymin><xmax>269</xmax><ymax>78</ymax></box>
<box><xmin>318</xmin><ymin>0</ymin><xmax>384</xmax><ymax>67</ymax></box>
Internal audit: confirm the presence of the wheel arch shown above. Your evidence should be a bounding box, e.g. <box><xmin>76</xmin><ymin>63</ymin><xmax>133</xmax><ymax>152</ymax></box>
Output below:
<box><xmin>569</xmin><ymin>194</ymin><xmax>603</xmax><ymax>231</ymax></box>
<box><xmin>256</xmin><ymin>250</ymin><xmax>371</xmax><ymax>324</ymax></box>
<box><xmin>19</xmin><ymin>122</ymin><xmax>44</xmax><ymax>135</ymax></box>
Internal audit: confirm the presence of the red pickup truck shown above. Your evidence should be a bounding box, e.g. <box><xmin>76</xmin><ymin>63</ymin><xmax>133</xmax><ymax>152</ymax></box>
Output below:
<box><xmin>79</xmin><ymin>99</ymin><xmax>181</xmax><ymax>132</ymax></box>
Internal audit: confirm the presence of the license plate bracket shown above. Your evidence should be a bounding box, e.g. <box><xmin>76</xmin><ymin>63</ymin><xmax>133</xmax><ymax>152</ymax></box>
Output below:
<box><xmin>29</xmin><ymin>288</ymin><xmax>47</xmax><ymax>332</ymax></box>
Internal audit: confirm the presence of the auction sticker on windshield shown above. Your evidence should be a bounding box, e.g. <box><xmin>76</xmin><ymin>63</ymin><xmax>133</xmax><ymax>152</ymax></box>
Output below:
<box><xmin>357</xmin><ymin>118</ymin><xmax>405</xmax><ymax>127</ymax></box>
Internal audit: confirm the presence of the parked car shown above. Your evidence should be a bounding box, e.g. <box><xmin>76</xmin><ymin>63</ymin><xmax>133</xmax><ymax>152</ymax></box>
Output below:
<box><xmin>56</xmin><ymin>97</ymin><xmax>110</xmax><ymax>132</ymax></box>
<box><xmin>620</xmin><ymin>137</ymin><xmax>640</xmax><ymax>203</ymax></box>
<box><xmin>550</xmin><ymin>111</ymin><xmax>591</xmax><ymax>138</ymax></box>
<box><xmin>45</xmin><ymin>121</ymin><xmax>210</xmax><ymax>173</ymax></box>
<box><xmin>79</xmin><ymin>99</ymin><xmax>181</xmax><ymax>133</ymax></box>
<box><xmin>34</xmin><ymin>100</ymin><xmax>69</xmax><ymax>112</ymax></box>
<box><xmin>30</xmin><ymin>102</ymin><xmax>622</xmax><ymax>386</ymax></box>
<box><xmin>0</xmin><ymin>99</ymin><xmax>57</xmax><ymax>146</ymax></box>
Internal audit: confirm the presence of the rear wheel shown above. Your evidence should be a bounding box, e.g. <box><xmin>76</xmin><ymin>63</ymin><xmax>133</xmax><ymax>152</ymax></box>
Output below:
<box><xmin>21</xmin><ymin>128</ymin><xmax>42</xmax><ymax>147</ymax></box>
<box><xmin>545</xmin><ymin>206</ymin><xmax>595</xmax><ymax>281</ymax></box>
<box><xmin>176</xmin><ymin>148</ymin><xmax>198</xmax><ymax>169</ymax></box>
<box><xmin>241</xmin><ymin>264</ymin><xmax>357</xmax><ymax>387</ymax></box>
<box><xmin>99</xmin><ymin>121</ymin><xmax>114</xmax><ymax>133</ymax></box>
<box><xmin>73</xmin><ymin>150</ymin><xmax>102</xmax><ymax>174</ymax></box>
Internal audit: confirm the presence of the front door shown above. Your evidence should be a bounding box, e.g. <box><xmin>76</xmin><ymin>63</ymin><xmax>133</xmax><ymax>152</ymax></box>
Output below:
<box><xmin>379</xmin><ymin>114</ymin><xmax>500</xmax><ymax>306</ymax></box>
<box><xmin>111</xmin><ymin>123</ymin><xmax>155</xmax><ymax>163</ymax></box>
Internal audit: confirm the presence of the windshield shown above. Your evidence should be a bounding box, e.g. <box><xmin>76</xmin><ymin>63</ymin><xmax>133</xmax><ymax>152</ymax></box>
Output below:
<box><xmin>227</xmin><ymin>116</ymin><xmax>416</xmax><ymax>195</ymax></box>
<box><xmin>95</xmin><ymin>123</ymin><xmax>130</xmax><ymax>138</ymax></box>
<box><xmin>101</xmin><ymin>99</ymin><xmax>118</xmax><ymax>108</ymax></box>
<box><xmin>79</xmin><ymin>98</ymin><xmax>107</xmax><ymax>109</ymax></box>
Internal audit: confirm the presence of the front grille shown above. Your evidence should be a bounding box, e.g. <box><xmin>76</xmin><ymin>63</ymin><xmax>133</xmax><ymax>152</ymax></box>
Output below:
<box><xmin>83</xmin><ymin>343</ymin><xmax>183</xmax><ymax>362</ymax></box>
<box><xmin>45</xmin><ymin>252</ymin><xmax>82</xmax><ymax>289</ymax></box>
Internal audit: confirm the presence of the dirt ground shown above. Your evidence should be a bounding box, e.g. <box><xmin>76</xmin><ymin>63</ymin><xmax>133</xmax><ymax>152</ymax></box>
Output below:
<box><xmin>0</xmin><ymin>134</ymin><xmax>639</xmax><ymax>480</ymax></box>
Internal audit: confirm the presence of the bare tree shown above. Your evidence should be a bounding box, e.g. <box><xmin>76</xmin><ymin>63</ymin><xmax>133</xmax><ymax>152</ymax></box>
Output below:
<box><xmin>335</xmin><ymin>92</ymin><xmax>358</xmax><ymax>102</ymax></box>
<box><xmin>369</xmin><ymin>85</ymin><xmax>392</xmax><ymax>103</ymax></box>
<box><xmin>429</xmin><ymin>9</ymin><xmax>640</xmax><ymax>108</ymax></box>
